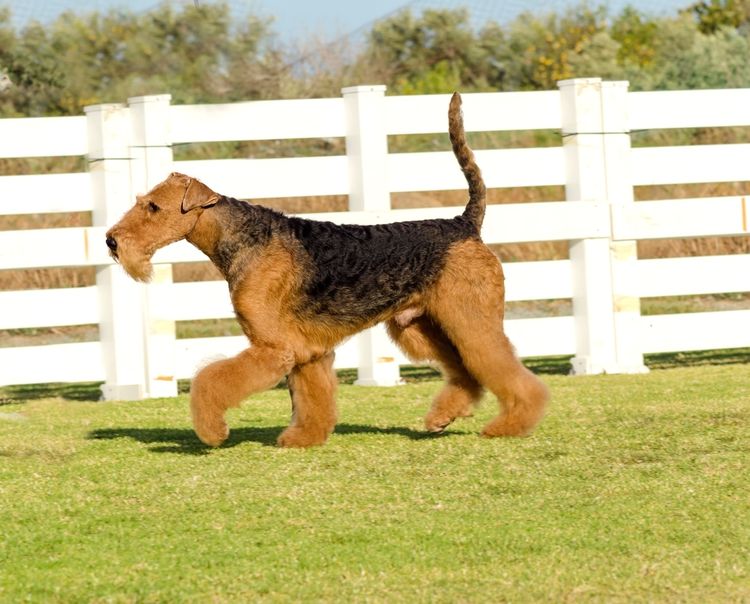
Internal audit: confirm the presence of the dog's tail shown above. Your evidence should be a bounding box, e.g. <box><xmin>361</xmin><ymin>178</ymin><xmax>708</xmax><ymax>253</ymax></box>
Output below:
<box><xmin>449</xmin><ymin>92</ymin><xmax>486</xmax><ymax>230</ymax></box>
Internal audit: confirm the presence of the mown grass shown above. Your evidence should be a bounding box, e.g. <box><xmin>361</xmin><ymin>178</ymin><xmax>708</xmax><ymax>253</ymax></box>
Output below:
<box><xmin>1</xmin><ymin>364</ymin><xmax>749</xmax><ymax>603</ymax></box>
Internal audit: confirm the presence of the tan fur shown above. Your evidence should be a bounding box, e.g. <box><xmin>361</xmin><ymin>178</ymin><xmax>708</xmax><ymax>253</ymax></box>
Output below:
<box><xmin>387</xmin><ymin>316</ymin><xmax>484</xmax><ymax>432</ymax></box>
<box><xmin>279</xmin><ymin>352</ymin><xmax>338</xmax><ymax>448</ymax></box>
<box><xmin>424</xmin><ymin>240</ymin><xmax>548</xmax><ymax>436</ymax></box>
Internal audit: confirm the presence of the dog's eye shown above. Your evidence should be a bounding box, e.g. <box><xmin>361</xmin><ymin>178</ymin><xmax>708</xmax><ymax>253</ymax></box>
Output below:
<box><xmin>147</xmin><ymin>201</ymin><xmax>160</xmax><ymax>213</ymax></box>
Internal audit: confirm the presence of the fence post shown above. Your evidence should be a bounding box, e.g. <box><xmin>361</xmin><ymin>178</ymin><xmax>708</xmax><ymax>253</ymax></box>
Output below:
<box><xmin>342</xmin><ymin>85</ymin><xmax>402</xmax><ymax>386</ymax></box>
<box><xmin>86</xmin><ymin>103</ymin><xmax>148</xmax><ymax>400</ymax></box>
<box><xmin>128</xmin><ymin>94</ymin><xmax>178</xmax><ymax>397</ymax></box>
<box><xmin>558</xmin><ymin>78</ymin><xmax>648</xmax><ymax>374</ymax></box>
<box><xmin>600</xmin><ymin>82</ymin><xmax>649</xmax><ymax>374</ymax></box>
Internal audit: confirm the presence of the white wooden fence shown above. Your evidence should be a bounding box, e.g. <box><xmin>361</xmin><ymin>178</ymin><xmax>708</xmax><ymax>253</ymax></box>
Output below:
<box><xmin>0</xmin><ymin>78</ymin><xmax>748</xmax><ymax>398</ymax></box>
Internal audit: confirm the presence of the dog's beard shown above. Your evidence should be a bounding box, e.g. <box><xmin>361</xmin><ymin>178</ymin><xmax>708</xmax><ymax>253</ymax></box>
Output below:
<box><xmin>113</xmin><ymin>247</ymin><xmax>154</xmax><ymax>283</ymax></box>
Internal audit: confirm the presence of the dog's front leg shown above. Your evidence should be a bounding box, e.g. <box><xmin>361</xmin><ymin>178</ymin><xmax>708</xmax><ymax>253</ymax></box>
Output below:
<box><xmin>278</xmin><ymin>352</ymin><xmax>338</xmax><ymax>448</ymax></box>
<box><xmin>190</xmin><ymin>346</ymin><xmax>294</xmax><ymax>446</ymax></box>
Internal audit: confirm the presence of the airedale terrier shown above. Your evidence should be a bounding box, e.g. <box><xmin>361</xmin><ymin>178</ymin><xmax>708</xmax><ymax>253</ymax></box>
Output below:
<box><xmin>105</xmin><ymin>93</ymin><xmax>549</xmax><ymax>448</ymax></box>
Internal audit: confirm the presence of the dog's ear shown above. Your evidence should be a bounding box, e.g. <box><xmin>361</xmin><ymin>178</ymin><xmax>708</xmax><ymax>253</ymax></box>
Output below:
<box><xmin>181</xmin><ymin>177</ymin><xmax>220</xmax><ymax>213</ymax></box>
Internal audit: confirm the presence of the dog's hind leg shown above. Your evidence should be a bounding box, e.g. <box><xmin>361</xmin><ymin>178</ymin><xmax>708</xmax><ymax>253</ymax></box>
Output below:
<box><xmin>387</xmin><ymin>316</ymin><xmax>484</xmax><ymax>433</ymax></box>
<box><xmin>277</xmin><ymin>351</ymin><xmax>338</xmax><ymax>448</ymax></box>
<box><xmin>456</xmin><ymin>330</ymin><xmax>548</xmax><ymax>437</ymax></box>
<box><xmin>427</xmin><ymin>242</ymin><xmax>549</xmax><ymax>437</ymax></box>
<box><xmin>190</xmin><ymin>347</ymin><xmax>294</xmax><ymax>446</ymax></box>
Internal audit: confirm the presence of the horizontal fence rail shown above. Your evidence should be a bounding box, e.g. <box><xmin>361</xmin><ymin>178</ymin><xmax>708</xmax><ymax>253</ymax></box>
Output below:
<box><xmin>0</xmin><ymin>115</ymin><xmax>87</xmax><ymax>158</ymax></box>
<box><xmin>0</xmin><ymin>172</ymin><xmax>94</xmax><ymax>215</ymax></box>
<box><xmin>631</xmin><ymin>144</ymin><xmax>750</xmax><ymax>186</ymax></box>
<box><xmin>612</xmin><ymin>197</ymin><xmax>749</xmax><ymax>240</ymax></box>
<box><xmin>628</xmin><ymin>88</ymin><xmax>750</xmax><ymax>130</ymax></box>
<box><xmin>0</xmin><ymin>78</ymin><xmax>748</xmax><ymax>396</ymax></box>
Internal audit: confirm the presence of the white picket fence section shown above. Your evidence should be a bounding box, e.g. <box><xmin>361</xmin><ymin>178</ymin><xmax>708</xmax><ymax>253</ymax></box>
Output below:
<box><xmin>0</xmin><ymin>78</ymin><xmax>748</xmax><ymax>399</ymax></box>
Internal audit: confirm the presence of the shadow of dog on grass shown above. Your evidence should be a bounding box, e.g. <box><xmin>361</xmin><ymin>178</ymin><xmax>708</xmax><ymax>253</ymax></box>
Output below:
<box><xmin>88</xmin><ymin>424</ymin><xmax>451</xmax><ymax>454</ymax></box>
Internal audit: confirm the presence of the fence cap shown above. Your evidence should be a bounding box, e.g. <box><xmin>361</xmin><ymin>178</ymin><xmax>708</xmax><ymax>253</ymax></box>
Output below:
<box><xmin>557</xmin><ymin>77</ymin><xmax>603</xmax><ymax>89</ymax></box>
<box><xmin>128</xmin><ymin>94</ymin><xmax>172</xmax><ymax>105</ymax></box>
<box><xmin>342</xmin><ymin>85</ymin><xmax>387</xmax><ymax>95</ymax></box>
<box><xmin>84</xmin><ymin>102</ymin><xmax>127</xmax><ymax>114</ymax></box>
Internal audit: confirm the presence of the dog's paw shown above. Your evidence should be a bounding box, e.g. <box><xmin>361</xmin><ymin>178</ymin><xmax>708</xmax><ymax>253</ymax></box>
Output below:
<box><xmin>424</xmin><ymin>412</ymin><xmax>455</xmax><ymax>433</ymax></box>
<box><xmin>481</xmin><ymin>416</ymin><xmax>531</xmax><ymax>438</ymax></box>
<box><xmin>194</xmin><ymin>419</ymin><xmax>229</xmax><ymax>447</ymax></box>
<box><xmin>277</xmin><ymin>426</ymin><xmax>329</xmax><ymax>448</ymax></box>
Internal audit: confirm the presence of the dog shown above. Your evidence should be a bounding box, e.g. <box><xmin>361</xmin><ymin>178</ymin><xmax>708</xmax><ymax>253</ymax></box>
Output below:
<box><xmin>105</xmin><ymin>92</ymin><xmax>549</xmax><ymax>447</ymax></box>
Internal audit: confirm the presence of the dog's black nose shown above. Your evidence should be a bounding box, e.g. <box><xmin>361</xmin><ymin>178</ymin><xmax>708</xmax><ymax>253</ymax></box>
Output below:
<box><xmin>106</xmin><ymin>236</ymin><xmax>118</xmax><ymax>252</ymax></box>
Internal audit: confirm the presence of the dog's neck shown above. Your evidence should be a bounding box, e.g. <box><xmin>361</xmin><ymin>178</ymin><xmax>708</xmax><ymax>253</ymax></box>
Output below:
<box><xmin>185</xmin><ymin>204</ymin><xmax>222</xmax><ymax>259</ymax></box>
<box><xmin>186</xmin><ymin>197</ymin><xmax>279</xmax><ymax>284</ymax></box>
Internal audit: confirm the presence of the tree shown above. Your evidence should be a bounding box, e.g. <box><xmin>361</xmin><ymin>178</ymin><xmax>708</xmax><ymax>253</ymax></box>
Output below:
<box><xmin>610</xmin><ymin>7</ymin><xmax>659</xmax><ymax>68</ymax></box>
<box><xmin>0</xmin><ymin>9</ymin><xmax>66</xmax><ymax>116</ymax></box>
<box><xmin>0</xmin><ymin>2</ymin><xmax>280</xmax><ymax>116</ymax></box>
<box><xmin>4</xmin><ymin>0</ymin><xmax>750</xmax><ymax>119</ymax></box>
<box><xmin>689</xmin><ymin>0</ymin><xmax>750</xmax><ymax>34</ymax></box>
<box><xmin>482</xmin><ymin>5</ymin><xmax>609</xmax><ymax>91</ymax></box>
<box><xmin>363</xmin><ymin>8</ymin><xmax>490</xmax><ymax>93</ymax></box>
<box><xmin>644</xmin><ymin>13</ymin><xmax>750</xmax><ymax>89</ymax></box>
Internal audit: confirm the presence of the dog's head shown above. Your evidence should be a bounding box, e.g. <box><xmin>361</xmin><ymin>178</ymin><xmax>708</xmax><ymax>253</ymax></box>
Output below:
<box><xmin>105</xmin><ymin>172</ymin><xmax>219</xmax><ymax>282</ymax></box>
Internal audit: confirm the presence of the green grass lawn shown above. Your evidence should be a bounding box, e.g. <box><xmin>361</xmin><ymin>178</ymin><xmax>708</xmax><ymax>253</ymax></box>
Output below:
<box><xmin>1</xmin><ymin>364</ymin><xmax>749</xmax><ymax>603</ymax></box>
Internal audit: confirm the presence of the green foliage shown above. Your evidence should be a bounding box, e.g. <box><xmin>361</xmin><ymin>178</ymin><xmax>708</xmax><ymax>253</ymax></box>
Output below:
<box><xmin>566</xmin><ymin>30</ymin><xmax>623</xmax><ymax>80</ymax></box>
<box><xmin>360</xmin><ymin>2</ymin><xmax>750</xmax><ymax>94</ymax></box>
<box><xmin>3</xmin><ymin>1</ymin><xmax>750</xmax><ymax>118</ymax></box>
<box><xmin>1</xmin><ymin>365</ymin><xmax>749</xmax><ymax>600</ymax></box>
<box><xmin>0</xmin><ymin>2</ymin><xmax>279</xmax><ymax>116</ymax></box>
<box><xmin>487</xmin><ymin>5</ymin><xmax>609</xmax><ymax>90</ymax></box>
<box><xmin>689</xmin><ymin>0</ymin><xmax>750</xmax><ymax>34</ymax></box>
<box><xmin>611</xmin><ymin>7</ymin><xmax>660</xmax><ymax>67</ymax></box>
<box><xmin>0</xmin><ymin>14</ymin><xmax>64</xmax><ymax>116</ymax></box>
<box><xmin>639</xmin><ymin>14</ymin><xmax>750</xmax><ymax>89</ymax></box>
<box><xmin>365</xmin><ymin>8</ymin><xmax>491</xmax><ymax>94</ymax></box>
<box><xmin>395</xmin><ymin>59</ymin><xmax>463</xmax><ymax>95</ymax></box>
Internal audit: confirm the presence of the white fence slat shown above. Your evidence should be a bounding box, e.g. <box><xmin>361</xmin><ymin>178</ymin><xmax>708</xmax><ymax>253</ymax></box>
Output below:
<box><xmin>503</xmin><ymin>260</ymin><xmax>573</xmax><ymax>301</ymax></box>
<box><xmin>387</xmin><ymin>147</ymin><xmax>565</xmax><ymax>192</ymax></box>
<box><xmin>169</xmin><ymin>98</ymin><xmax>347</xmax><ymax>143</ymax></box>
<box><xmin>631</xmin><ymin>144</ymin><xmax>750</xmax><ymax>186</ymax></box>
<box><xmin>611</xmin><ymin>197</ymin><xmax>749</xmax><ymax>240</ymax></box>
<box><xmin>482</xmin><ymin>201</ymin><xmax>609</xmax><ymax>243</ymax></box>
<box><xmin>0</xmin><ymin>173</ymin><xmax>94</xmax><ymax>215</ymax></box>
<box><xmin>0</xmin><ymin>287</ymin><xmax>99</xmax><ymax>329</ymax></box>
<box><xmin>632</xmin><ymin>255</ymin><xmax>750</xmax><ymax>298</ymax></box>
<box><xmin>175</xmin><ymin>148</ymin><xmax>565</xmax><ymax>200</ymax></box>
<box><xmin>296</xmin><ymin>207</ymin><xmax>457</xmax><ymax>225</ymax></box>
<box><xmin>629</xmin><ymin>89</ymin><xmax>750</xmax><ymax>130</ymax></box>
<box><xmin>149</xmin><ymin>281</ymin><xmax>233</xmax><ymax>321</ymax></box>
<box><xmin>505</xmin><ymin>316</ymin><xmax>575</xmax><ymax>357</ymax></box>
<box><xmin>333</xmin><ymin>336</ymin><xmax>365</xmax><ymax>369</ymax></box>
<box><xmin>0</xmin><ymin>227</ymin><xmax>110</xmax><ymax>270</ymax></box>
<box><xmin>174</xmin><ymin>336</ymin><xmax>247</xmax><ymax>378</ymax></box>
<box><xmin>0</xmin><ymin>342</ymin><xmax>104</xmax><ymax>386</ymax></box>
<box><xmin>384</xmin><ymin>91</ymin><xmax>562</xmax><ymax>135</ymax></box>
<box><xmin>0</xmin><ymin>115</ymin><xmax>87</xmax><ymax>158</ymax></box>
<box><xmin>172</xmin><ymin>156</ymin><xmax>349</xmax><ymax>199</ymax></box>
<box><xmin>641</xmin><ymin>310</ymin><xmax>750</xmax><ymax>353</ymax></box>
<box><xmin>151</xmin><ymin>240</ymin><xmax>208</xmax><ymax>264</ymax></box>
